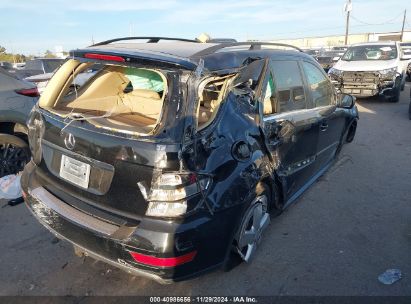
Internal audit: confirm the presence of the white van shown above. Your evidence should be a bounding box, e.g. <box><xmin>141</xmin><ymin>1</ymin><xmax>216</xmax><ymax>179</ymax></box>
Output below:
<box><xmin>328</xmin><ymin>41</ymin><xmax>407</xmax><ymax>102</ymax></box>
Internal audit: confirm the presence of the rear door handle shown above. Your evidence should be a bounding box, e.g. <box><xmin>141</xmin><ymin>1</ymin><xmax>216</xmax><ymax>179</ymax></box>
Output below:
<box><xmin>320</xmin><ymin>122</ymin><xmax>328</xmax><ymax>131</ymax></box>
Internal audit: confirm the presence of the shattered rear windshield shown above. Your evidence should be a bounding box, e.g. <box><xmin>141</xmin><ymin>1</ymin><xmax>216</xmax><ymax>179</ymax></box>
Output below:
<box><xmin>42</xmin><ymin>59</ymin><xmax>168</xmax><ymax>135</ymax></box>
<box><xmin>342</xmin><ymin>45</ymin><xmax>398</xmax><ymax>61</ymax></box>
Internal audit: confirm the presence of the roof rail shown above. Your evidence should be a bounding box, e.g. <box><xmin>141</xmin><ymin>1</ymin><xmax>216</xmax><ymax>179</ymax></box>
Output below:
<box><xmin>91</xmin><ymin>37</ymin><xmax>198</xmax><ymax>47</ymax></box>
<box><xmin>191</xmin><ymin>42</ymin><xmax>303</xmax><ymax>57</ymax></box>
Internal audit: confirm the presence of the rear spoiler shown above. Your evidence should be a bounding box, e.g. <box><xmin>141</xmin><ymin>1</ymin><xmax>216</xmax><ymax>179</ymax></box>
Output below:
<box><xmin>69</xmin><ymin>49</ymin><xmax>198</xmax><ymax>70</ymax></box>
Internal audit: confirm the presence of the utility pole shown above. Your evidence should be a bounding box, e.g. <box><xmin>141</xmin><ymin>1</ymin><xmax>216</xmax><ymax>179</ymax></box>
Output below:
<box><xmin>344</xmin><ymin>0</ymin><xmax>352</xmax><ymax>45</ymax></box>
<box><xmin>400</xmin><ymin>9</ymin><xmax>406</xmax><ymax>42</ymax></box>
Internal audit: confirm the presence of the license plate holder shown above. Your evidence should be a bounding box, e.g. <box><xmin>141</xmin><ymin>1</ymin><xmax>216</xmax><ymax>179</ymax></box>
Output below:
<box><xmin>59</xmin><ymin>155</ymin><xmax>91</xmax><ymax>189</ymax></box>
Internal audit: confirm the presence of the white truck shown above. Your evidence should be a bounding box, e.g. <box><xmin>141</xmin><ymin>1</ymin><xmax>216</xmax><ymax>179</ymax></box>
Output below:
<box><xmin>328</xmin><ymin>41</ymin><xmax>408</xmax><ymax>102</ymax></box>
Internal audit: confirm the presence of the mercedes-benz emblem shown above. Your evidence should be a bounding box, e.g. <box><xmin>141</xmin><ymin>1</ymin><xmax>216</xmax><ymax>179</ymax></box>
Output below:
<box><xmin>64</xmin><ymin>133</ymin><xmax>76</xmax><ymax>150</ymax></box>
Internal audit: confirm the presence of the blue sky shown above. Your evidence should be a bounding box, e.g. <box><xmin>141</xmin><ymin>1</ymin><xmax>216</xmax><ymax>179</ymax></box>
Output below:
<box><xmin>0</xmin><ymin>0</ymin><xmax>409</xmax><ymax>55</ymax></box>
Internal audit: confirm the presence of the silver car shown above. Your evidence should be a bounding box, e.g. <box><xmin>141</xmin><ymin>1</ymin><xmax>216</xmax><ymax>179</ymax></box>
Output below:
<box><xmin>0</xmin><ymin>67</ymin><xmax>39</xmax><ymax>177</ymax></box>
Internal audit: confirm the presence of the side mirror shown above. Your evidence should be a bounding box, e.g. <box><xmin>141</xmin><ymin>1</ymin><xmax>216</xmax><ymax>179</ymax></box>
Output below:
<box><xmin>337</xmin><ymin>94</ymin><xmax>355</xmax><ymax>109</ymax></box>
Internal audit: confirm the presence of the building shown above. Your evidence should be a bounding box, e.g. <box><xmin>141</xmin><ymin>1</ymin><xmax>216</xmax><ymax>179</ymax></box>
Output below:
<box><xmin>262</xmin><ymin>30</ymin><xmax>411</xmax><ymax>49</ymax></box>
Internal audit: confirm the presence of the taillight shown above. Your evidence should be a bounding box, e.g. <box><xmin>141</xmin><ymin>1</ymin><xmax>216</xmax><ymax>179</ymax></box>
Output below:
<box><xmin>15</xmin><ymin>88</ymin><xmax>40</xmax><ymax>97</ymax></box>
<box><xmin>84</xmin><ymin>53</ymin><xmax>125</xmax><ymax>62</ymax></box>
<box><xmin>27</xmin><ymin>111</ymin><xmax>44</xmax><ymax>164</ymax></box>
<box><xmin>129</xmin><ymin>251</ymin><xmax>197</xmax><ymax>268</ymax></box>
<box><xmin>143</xmin><ymin>173</ymin><xmax>211</xmax><ymax>218</ymax></box>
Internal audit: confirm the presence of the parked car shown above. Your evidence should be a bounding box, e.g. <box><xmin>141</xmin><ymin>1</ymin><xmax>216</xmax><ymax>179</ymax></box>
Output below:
<box><xmin>400</xmin><ymin>42</ymin><xmax>411</xmax><ymax>81</ymax></box>
<box><xmin>303</xmin><ymin>48</ymin><xmax>320</xmax><ymax>60</ymax></box>
<box><xmin>409</xmin><ymin>87</ymin><xmax>411</xmax><ymax>120</ymax></box>
<box><xmin>407</xmin><ymin>61</ymin><xmax>411</xmax><ymax>81</ymax></box>
<box><xmin>0</xmin><ymin>61</ymin><xmax>15</xmax><ymax>72</ymax></box>
<box><xmin>22</xmin><ymin>37</ymin><xmax>358</xmax><ymax>283</ymax></box>
<box><xmin>14</xmin><ymin>58</ymin><xmax>64</xmax><ymax>79</ymax></box>
<box><xmin>0</xmin><ymin>67</ymin><xmax>39</xmax><ymax>177</ymax></box>
<box><xmin>328</xmin><ymin>41</ymin><xmax>407</xmax><ymax>102</ymax></box>
<box><xmin>316</xmin><ymin>50</ymin><xmax>345</xmax><ymax>72</ymax></box>
<box><xmin>13</xmin><ymin>62</ymin><xmax>26</xmax><ymax>70</ymax></box>
<box><xmin>25</xmin><ymin>66</ymin><xmax>99</xmax><ymax>95</ymax></box>
<box><xmin>24</xmin><ymin>72</ymin><xmax>54</xmax><ymax>95</ymax></box>
<box><xmin>331</xmin><ymin>46</ymin><xmax>348</xmax><ymax>52</ymax></box>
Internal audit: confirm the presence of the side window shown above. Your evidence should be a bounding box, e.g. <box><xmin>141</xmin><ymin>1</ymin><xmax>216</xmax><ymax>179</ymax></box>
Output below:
<box><xmin>302</xmin><ymin>61</ymin><xmax>335</xmax><ymax>107</ymax></box>
<box><xmin>271</xmin><ymin>60</ymin><xmax>307</xmax><ymax>113</ymax></box>
<box><xmin>197</xmin><ymin>74</ymin><xmax>234</xmax><ymax>130</ymax></box>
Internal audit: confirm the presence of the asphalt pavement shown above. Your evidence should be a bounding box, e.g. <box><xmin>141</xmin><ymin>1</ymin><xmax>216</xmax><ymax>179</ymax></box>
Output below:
<box><xmin>1</xmin><ymin>84</ymin><xmax>410</xmax><ymax>296</ymax></box>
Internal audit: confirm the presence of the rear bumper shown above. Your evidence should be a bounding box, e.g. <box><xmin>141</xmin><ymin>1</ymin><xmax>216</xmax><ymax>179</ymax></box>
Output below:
<box><xmin>25</xmin><ymin>199</ymin><xmax>171</xmax><ymax>283</ymax></box>
<box><xmin>22</xmin><ymin>161</ymin><xmax>236</xmax><ymax>283</ymax></box>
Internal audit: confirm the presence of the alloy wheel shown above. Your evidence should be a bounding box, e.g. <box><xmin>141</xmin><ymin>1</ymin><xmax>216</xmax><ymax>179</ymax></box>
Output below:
<box><xmin>237</xmin><ymin>195</ymin><xmax>270</xmax><ymax>262</ymax></box>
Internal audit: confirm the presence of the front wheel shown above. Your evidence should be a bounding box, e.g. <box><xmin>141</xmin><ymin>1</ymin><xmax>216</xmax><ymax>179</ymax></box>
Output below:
<box><xmin>388</xmin><ymin>87</ymin><xmax>400</xmax><ymax>102</ymax></box>
<box><xmin>388</xmin><ymin>77</ymin><xmax>401</xmax><ymax>102</ymax></box>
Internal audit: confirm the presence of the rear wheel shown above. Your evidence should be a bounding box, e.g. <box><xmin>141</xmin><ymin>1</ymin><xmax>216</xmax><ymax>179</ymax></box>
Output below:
<box><xmin>235</xmin><ymin>184</ymin><xmax>271</xmax><ymax>263</ymax></box>
<box><xmin>0</xmin><ymin>134</ymin><xmax>30</xmax><ymax>178</ymax></box>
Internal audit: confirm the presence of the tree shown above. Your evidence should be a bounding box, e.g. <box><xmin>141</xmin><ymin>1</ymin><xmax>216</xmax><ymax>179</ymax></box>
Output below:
<box><xmin>0</xmin><ymin>46</ymin><xmax>6</xmax><ymax>54</ymax></box>
<box><xmin>44</xmin><ymin>50</ymin><xmax>57</xmax><ymax>58</ymax></box>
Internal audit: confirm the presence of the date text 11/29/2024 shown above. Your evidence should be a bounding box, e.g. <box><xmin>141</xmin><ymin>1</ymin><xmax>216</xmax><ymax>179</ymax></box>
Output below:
<box><xmin>149</xmin><ymin>297</ymin><xmax>257</xmax><ymax>303</ymax></box>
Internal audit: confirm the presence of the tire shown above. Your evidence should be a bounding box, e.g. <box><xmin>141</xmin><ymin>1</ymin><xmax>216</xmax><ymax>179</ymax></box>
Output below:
<box><xmin>0</xmin><ymin>134</ymin><xmax>30</xmax><ymax>178</ymax></box>
<box><xmin>409</xmin><ymin>89</ymin><xmax>411</xmax><ymax>120</ymax></box>
<box><xmin>387</xmin><ymin>76</ymin><xmax>402</xmax><ymax>103</ymax></box>
<box><xmin>345</xmin><ymin>120</ymin><xmax>357</xmax><ymax>143</ymax></box>
<box><xmin>234</xmin><ymin>183</ymin><xmax>272</xmax><ymax>263</ymax></box>
<box><xmin>388</xmin><ymin>85</ymin><xmax>401</xmax><ymax>103</ymax></box>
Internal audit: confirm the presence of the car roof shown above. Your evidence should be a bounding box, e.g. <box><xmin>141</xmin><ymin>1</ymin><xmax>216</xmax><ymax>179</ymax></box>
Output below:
<box><xmin>87</xmin><ymin>42</ymin><xmax>217</xmax><ymax>59</ymax></box>
<box><xmin>73</xmin><ymin>41</ymin><xmax>314</xmax><ymax>72</ymax></box>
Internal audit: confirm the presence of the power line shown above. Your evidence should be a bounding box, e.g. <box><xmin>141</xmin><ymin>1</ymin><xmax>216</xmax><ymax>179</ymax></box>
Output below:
<box><xmin>236</xmin><ymin>11</ymin><xmax>409</xmax><ymax>41</ymax></box>
<box><xmin>350</xmin><ymin>12</ymin><xmax>403</xmax><ymax>26</ymax></box>
<box><xmin>250</xmin><ymin>22</ymin><xmax>405</xmax><ymax>41</ymax></box>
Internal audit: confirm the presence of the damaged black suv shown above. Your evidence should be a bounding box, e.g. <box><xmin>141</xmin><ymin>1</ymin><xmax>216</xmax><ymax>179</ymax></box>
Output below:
<box><xmin>22</xmin><ymin>37</ymin><xmax>358</xmax><ymax>283</ymax></box>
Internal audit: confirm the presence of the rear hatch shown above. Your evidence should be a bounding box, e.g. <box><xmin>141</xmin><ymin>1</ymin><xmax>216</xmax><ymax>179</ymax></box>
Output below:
<box><xmin>30</xmin><ymin>52</ymin><xmax>191</xmax><ymax>219</ymax></box>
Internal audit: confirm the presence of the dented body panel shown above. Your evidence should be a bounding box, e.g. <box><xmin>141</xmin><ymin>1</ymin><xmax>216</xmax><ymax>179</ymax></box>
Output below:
<box><xmin>22</xmin><ymin>41</ymin><xmax>358</xmax><ymax>282</ymax></box>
